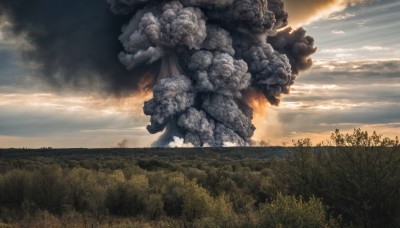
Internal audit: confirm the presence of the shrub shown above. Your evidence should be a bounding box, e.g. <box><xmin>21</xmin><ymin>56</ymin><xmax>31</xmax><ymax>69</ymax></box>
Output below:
<box><xmin>28</xmin><ymin>166</ymin><xmax>67</xmax><ymax>214</ymax></box>
<box><xmin>162</xmin><ymin>173</ymin><xmax>186</xmax><ymax>217</ymax></box>
<box><xmin>0</xmin><ymin>170</ymin><xmax>32</xmax><ymax>209</ymax></box>
<box><xmin>258</xmin><ymin>193</ymin><xmax>339</xmax><ymax>228</ymax></box>
<box><xmin>145</xmin><ymin>193</ymin><xmax>164</xmax><ymax>219</ymax></box>
<box><xmin>182</xmin><ymin>180</ymin><xmax>214</xmax><ymax>221</ymax></box>
<box><xmin>273</xmin><ymin>129</ymin><xmax>400</xmax><ymax>227</ymax></box>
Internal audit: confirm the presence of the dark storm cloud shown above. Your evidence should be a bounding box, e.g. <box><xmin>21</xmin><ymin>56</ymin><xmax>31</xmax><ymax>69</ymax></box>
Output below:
<box><xmin>288</xmin><ymin>84</ymin><xmax>400</xmax><ymax>104</ymax></box>
<box><xmin>301</xmin><ymin>60</ymin><xmax>400</xmax><ymax>84</ymax></box>
<box><xmin>286</xmin><ymin>59</ymin><xmax>400</xmax><ymax>104</ymax></box>
<box><xmin>0</xmin><ymin>48</ymin><xmax>26</xmax><ymax>85</ymax></box>
<box><xmin>275</xmin><ymin>59</ymin><xmax>400</xmax><ymax>135</ymax></box>
<box><xmin>0</xmin><ymin>105</ymin><xmax>144</xmax><ymax>137</ymax></box>
<box><xmin>278</xmin><ymin>104</ymin><xmax>400</xmax><ymax>134</ymax></box>
<box><xmin>0</xmin><ymin>0</ymin><xmax>154</xmax><ymax>95</ymax></box>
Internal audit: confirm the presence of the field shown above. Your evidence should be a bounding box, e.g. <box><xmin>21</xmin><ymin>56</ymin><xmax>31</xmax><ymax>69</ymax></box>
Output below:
<box><xmin>0</xmin><ymin>129</ymin><xmax>399</xmax><ymax>227</ymax></box>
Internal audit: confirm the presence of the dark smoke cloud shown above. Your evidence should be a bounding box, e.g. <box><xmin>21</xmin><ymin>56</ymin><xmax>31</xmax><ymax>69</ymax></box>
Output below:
<box><xmin>268</xmin><ymin>0</ymin><xmax>288</xmax><ymax>29</ymax></box>
<box><xmin>269</xmin><ymin>27</ymin><xmax>317</xmax><ymax>74</ymax></box>
<box><xmin>177</xmin><ymin>108</ymin><xmax>216</xmax><ymax>146</ymax></box>
<box><xmin>242</xmin><ymin>43</ymin><xmax>293</xmax><ymax>105</ymax></box>
<box><xmin>143</xmin><ymin>75</ymin><xmax>195</xmax><ymax>133</ymax></box>
<box><xmin>108</xmin><ymin>0</ymin><xmax>151</xmax><ymax>15</ymax></box>
<box><xmin>188</xmin><ymin>51</ymin><xmax>251</xmax><ymax>95</ymax></box>
<box><xmin>0</xmin><ymin>0</ymin><xmax>152</xmax><ymax>95</ymax></box>
<box><xmin>202</xmin><ymin>94</ymin><xmax>255</xmax><ymax>140</ymax></box>
<box><xmin>0</xmin><ymin>0</ymin><xmax>316</xmax><ymax>147</ymax></box>
<box><xmin>180</xmin><ymin>0</ymin><xmax>235</xmax><ymax>8</ymax></box>
<box><xmin>207</xmin><ymin>0</ymin><xmax>276</xmax><ymax>33</ymax></box>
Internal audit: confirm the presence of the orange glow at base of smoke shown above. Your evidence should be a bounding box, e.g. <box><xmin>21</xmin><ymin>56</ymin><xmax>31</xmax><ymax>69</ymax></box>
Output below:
<box><xmin>130</xmin><ymin>73</ymin><xmax>156</xmax><ymax>113</ymax></box>
<box><xmin>137</xmin><ymin>73</ymin><xmax>156</xmax><ymax>95</ymax></box>
<box><xmin>244</xmin><ymin>90</ymin><xmax>273</xmax><ymax>145</ymax></box>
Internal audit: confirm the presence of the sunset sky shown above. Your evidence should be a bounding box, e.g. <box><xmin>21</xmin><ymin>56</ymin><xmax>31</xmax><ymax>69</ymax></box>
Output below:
<box><xmin>0</xmin><ymin>0</ymin><xmax>399</xmax><ymax>148</ymax></box>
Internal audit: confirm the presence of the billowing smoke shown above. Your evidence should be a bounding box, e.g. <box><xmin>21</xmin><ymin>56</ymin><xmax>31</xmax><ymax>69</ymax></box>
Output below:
<box><xmin>110</xmin><ymin>0</ymin><xmax>315</xmax><ymax>147</ymax></box>
<box><xmin>0</xmin><ymin>0</ymin><xmax>315</xmax><ymax>147</ymax></box>
<box><xmin>0</xmin><ymin>0</ymin><xmax>151</xmax><ymax>95</ymax></box>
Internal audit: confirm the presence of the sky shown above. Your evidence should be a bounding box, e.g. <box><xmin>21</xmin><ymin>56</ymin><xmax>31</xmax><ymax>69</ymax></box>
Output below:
<box><xmin>0</xmin><ymin>0</ymin><xmax>399</xmax><ymax>148</ymax></box>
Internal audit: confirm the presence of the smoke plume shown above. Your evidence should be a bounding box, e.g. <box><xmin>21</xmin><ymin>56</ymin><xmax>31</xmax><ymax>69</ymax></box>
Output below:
<box><xmin>0</xmin><ymin>0</ymin><xmax>316</xmax><ymax>147</ymax></box>
<box><xmin>110</xmin><ymin>0</ymin><xmax>316</xmax><ymax>146</ymax></box>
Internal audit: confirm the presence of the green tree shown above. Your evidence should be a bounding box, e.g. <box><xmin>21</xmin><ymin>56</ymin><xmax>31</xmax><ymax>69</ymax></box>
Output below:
<box><xmin>30</xmin><ymin>166</ymin><xmax>67</xmax><ymax>214</ymax></box>
<box><xmin>182</xmin><ymin>180</ymin><xmax>214</xmax><ymax>221</ymax></box>
<box><xmin>0</xmin><ymin>170</ymin><xmax>32</xmax><ymax>211</ymax></box>
<box><xmin>66</xmin><ymin>168</ymin><xmax>108</xmax><ymax>223</ymax></box>
<box><xmin>258</xmin><ymin>193</ymin><xmax>339</xmax><ymax>228</ymax></box>
<box><xmin>273</xmin><ymin>129</ymin><xmax>400</xmax><ymax>227</ymax></box>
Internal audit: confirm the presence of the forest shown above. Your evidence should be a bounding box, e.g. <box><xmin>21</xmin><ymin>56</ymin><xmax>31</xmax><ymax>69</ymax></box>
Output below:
<box><xmin>0</xmin><ymin>129</ymin><xmax>399</xmax><ymax>228</ymax></box>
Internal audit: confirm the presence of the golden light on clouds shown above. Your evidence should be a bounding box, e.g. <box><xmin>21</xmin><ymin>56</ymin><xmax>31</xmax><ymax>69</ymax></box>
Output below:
<box><xmin>244</xmin><ymin>90</ymin><xmax>283</xmax><ymax>145</ymax></box>
<box><xmin>87</xmin><ymin>93</ymin><xmax>151</xmax><ymax>117</ymax></box>
<box><xmin>0</xmin><ymin>92</ymin><xmax>158</xmax><ymax>148</ymax></box>
<box><xmin>283</xmin><ymin>0</ymin><xmax>374</xmax><ymax>27</ymax></box>
<box><xmin>87</xmin><ymin>74</ymin><xmax>155</xmax><ymax>116</ymax></box>
<box><xmin>0</xmin><ymin>91</ymin><xmax>152</xmax><ymax>117</ymax></box>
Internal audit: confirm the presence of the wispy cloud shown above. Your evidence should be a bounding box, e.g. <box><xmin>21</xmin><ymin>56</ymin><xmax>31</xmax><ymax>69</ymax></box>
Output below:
<box><xmin>317</xmin><ymin>45</ymin><xmax>396</xmax><ymax>60</ymax></box>
<box><xmin>361</xmin><ymin>46</ymin><xmax>389</xmax><ymax>51</ymax></box>
<box><xmin>320</xmin><ymin>46</ymin><xmax>389</xmax><ymax>54</ymax></box>
<box><xmin>331</xmin><ymin>30</ymin><xmax>346</xmax><ymax>35</ymax></box>
<box><xmin>327</xmin><ymin>12</ymin><xmax>356</xmax><ymax>20</ymax></box>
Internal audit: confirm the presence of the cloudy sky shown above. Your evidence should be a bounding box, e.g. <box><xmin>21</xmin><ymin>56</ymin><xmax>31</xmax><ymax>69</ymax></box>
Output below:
<box><xmin>0</xmin><ymin>0</ymin><xmax>399</xmax><ymax>148</ymax></box>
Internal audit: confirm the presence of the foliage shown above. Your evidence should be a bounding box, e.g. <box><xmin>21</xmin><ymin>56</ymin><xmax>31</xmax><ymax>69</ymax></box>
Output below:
<box><xmin>274</xmin><ymin>129</ymin><xmax>400</xmax><ymax>227</ymax></box>
<box><xmin>0</xmin><ymin>129</ymin><xmax>399</xmax><ymax>227</ymax></box>
<box><xmin>258</xmin><ymin>193</ymin><xmax>339</xmax><ymax>228</ymax></box>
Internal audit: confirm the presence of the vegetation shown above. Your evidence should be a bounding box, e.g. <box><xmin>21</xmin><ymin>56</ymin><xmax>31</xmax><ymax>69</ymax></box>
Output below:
<box><xmin>0</xmin><ymin>129</ymin><xmax>399</xmax><ymax>227</ymax></box>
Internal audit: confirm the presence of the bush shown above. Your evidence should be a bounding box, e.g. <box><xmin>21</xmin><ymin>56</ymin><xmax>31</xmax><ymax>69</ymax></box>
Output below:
<box><xmin>258</xmin><ymin>193</ymin><xmax>339</xmax><ymax>228</ymax></box>
<box><xmin>29</xmin><ymin>166</ymin><xmax>67</xmax><ymax>214</ymax></box>
<box><xmin>162</xmin><ymin>173</ymin><xmax>186</xmax><ymax>217</ymax></box>
<box><xmin>182</xmin><ymin>180</ymin><xmax>214</xmax><ymax>221</ymax></box>
<box><xmin>0</xmin><ymin>170</ymin><xmax>32</xmax><ymax>210</ymax></box>
<box><xmin>145</xmin><ymin>193</ymin><xmax>164</xmax><ymax>219</ymax></box>
<box><xmin>274</xmin><ymin>129</ymin><xmax>400</xmax><ymax>227</ymax></box>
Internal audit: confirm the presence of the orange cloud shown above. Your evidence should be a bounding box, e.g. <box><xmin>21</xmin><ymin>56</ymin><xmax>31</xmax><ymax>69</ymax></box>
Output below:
<box><xmin>283</xmin><ymin>0</ymin><xmax>374</xmax><ymax>27</ymax></box>
<box><xmin>86</xmin><ymin>73</ymin><xmax>155</xmax><ymax>116</ymax></box>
